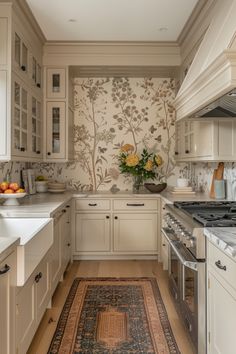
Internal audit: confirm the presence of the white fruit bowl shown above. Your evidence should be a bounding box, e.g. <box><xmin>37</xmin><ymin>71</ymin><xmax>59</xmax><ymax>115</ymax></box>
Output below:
<box><xmin>0</xmin><ymin>193</ymin><xmax>27</xmax><ymax>206</ymax></box>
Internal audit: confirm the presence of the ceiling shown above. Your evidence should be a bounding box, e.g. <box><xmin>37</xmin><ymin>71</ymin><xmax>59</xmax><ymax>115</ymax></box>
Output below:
<box><xmin>26</xmin><ymin>0</ymin><xmax>198</xmax><ymax>42</ymax></box>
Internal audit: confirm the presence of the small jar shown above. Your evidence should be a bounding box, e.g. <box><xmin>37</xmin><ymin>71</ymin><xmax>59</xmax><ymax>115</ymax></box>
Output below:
<box><xmin>35</xmin><ymin>181</ymin><xmax>48</xmax><ymax>193</ymax></box>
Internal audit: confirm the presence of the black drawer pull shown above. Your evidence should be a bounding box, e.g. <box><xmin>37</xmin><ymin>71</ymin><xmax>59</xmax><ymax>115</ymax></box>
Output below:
<box><xmin>21</xmin><ymin>65</ymin><xmax>26</xmax><ymax>71</ymax></box>
<box><xmin>66</xmin><ymin>205</ymin><xmax>70</xmax><ymax>208</ymax></box>
<box><xmin>126</xmin><ymin>203</ymin><xmax>145</xmax><ymax>207</ymax></box>
<box><xmin>0</xmin><ymin>264</ymin><xmax>10</xmax><ymax>275</ymax></box>
<box><xmin>36</xmin><ymin>150</ymin><xmax>41</xmax><ymax>154</ymax></box>
<box><xmin>88</xmin><ymin>203</ymin><xmax>97</xmax><ymax>206</ymax></box>
<box><xmin>20</xmin><ymin>147</ymin><xmax>25</xmax><ymax>152</ymax></box>
<box><xmin>175</xmin><ymin>151</ymin><xmax>179</xmax><ymax>155</ymax></box>
<box><xmin>185</xmin><ymin>150</ymin><xmax>190</xmax><ymax>154</ymax></box>
<box><xmin>36</xmin><ymin>83</ymin><xmax>41</xmax><ymax>88</ymax></box>
<box><xmin>215</xmin><ymin>260</ymin><xmax>226</xmax><ymax>271</ymax></box>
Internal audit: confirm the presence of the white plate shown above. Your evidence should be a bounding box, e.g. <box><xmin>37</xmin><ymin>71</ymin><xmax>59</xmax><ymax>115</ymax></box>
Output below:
<box><xmin>0</xmin><ymin>193</ymin><xmax>27</xmax><ymax>206</ymax></box>
<box><xmin>48</xmin><ymin>189</ymin><xmax>66</xmax><ymax>193</ymax></box>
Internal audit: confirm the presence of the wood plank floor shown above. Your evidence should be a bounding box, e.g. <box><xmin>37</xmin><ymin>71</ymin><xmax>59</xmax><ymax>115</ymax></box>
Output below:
<box><xmin>27</xmin><ymin>260</ymin><xmax>195</xmax><ymax>354</ymax></box>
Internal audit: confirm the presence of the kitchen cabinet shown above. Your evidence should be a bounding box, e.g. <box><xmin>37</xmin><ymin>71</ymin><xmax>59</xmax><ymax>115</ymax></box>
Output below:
<box><xmin>44</xmin><ymin>67</ymin><xmax>74</xmax><ymax>162</ymax></box>
<box><xmin>50</xmin><ymin>203</ymin><xmax>71</xmax><ymax>292</ymax></box>
<box><xmin>0</xmin><ymin>3</ymin><xmax>43</xmax><ymax>162</ymax></box>
<box><xmin>113</xmin><ymin>213</ymin><xmax>157</xmax><ymax>253</ymax></box>
<box><xmin>160</xmin><ymin>200</ymin><xmax>169</xmax><ymax>270</ymax></box>
<box><xmin>16</xmin><ymin>253</ymin><xmax>50</xmax><ymax>354</ymax></box>
<box><xmin>75</xmin><ymin>213</ymin><xmax>111</xmax><ymax>253</ymax></box>
<box><xmin>207</xmin><ymin>240</ymin><xmax>236</xmax><ymax>354</ymax></box>
<box><xmin>175</xmin><ymin>118</ymin><xmax>236</xmax><ymax>161</ymax></box>
<box><xmin>73</xmin><ymin>197</ymin><xmax>160</xmax><ymax>259</ymax></box>
<box><xmin>0</xmin><ymin>250</ymin><xmax>17</xmax><ymax>354</ymax></box>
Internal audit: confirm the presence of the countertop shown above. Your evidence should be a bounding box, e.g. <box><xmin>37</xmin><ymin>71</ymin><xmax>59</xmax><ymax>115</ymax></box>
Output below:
<box><xmin>204</xmin><ymin>228</ymin><xmax>236</xmax><ymax>260</ymax></box>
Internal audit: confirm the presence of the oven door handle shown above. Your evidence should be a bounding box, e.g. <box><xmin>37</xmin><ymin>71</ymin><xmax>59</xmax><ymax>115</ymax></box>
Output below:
<box><xmin>170</xmin><ymin>240</ymin><xmax>198</xmax><ymax>272</ymax></box>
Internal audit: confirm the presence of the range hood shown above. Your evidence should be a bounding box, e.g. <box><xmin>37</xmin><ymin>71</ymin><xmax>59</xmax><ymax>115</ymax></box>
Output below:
<box><xmin>175</xmin><ymin>0</ymin><xmax>236</xmax><ymax>120</ymax></box>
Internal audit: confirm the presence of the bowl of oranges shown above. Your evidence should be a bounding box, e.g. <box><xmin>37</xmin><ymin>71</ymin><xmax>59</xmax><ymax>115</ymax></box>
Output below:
<box><xmin>0</xmin><ymin>182</ymin><xmax>26</xmax><ymax>206</ymax></box>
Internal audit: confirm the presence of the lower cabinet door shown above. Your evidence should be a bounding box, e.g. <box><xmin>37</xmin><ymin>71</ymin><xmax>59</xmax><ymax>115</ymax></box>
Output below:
<box><xmin>208</xmin><ymin>270</ymin><xmax>236</xmax><ymax>354</ymax></box>
<box><xmin>35</xmin><ymin>257</ymin><xmax>50</xmax><ymax>323</ymax></box>
<box><xmin>50</xmin><ymin>216</ymin><xmax>61</xmax><ymax>291</ymax></box>
<box><xmin>75</xmin><ymin>213</ymin><xmax>110</xmax><ymax>252</ymax></box>
<box><xmin>113</xmin><ymin>213</ymin><xmax>157</xmax><ymax>253</ymax></box>
<box><xmin>16</xmin><ymin>276</ymin><xmax>36</xmax><ymax>354</ymax></box>
<box><xmin>0</xmin><ymin>252</ymin><xmax>16</xmax><ymax>354</ymax></box>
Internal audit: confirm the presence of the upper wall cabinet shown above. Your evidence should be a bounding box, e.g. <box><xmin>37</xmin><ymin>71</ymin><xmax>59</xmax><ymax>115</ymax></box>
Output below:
<box><xmin>0</xmin><ymin>3</ymin><xmax>43</xmax><ymax>162</ymax></box>
<box><xmin>175</xmin><ymin>119</ymin><xmax>236</xmax><ymax>162</ymax></box>
<box><xmin>44</xmin><ymin>67</ymin><xmax>74</xmax><ymax>162</ymax></box>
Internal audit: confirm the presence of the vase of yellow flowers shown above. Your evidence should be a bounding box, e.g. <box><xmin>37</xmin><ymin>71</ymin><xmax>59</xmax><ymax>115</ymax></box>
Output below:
<box><xmin>118</xmin><ymin>144</ymin><xmax>163</xmax><ymax>193</ymax></box>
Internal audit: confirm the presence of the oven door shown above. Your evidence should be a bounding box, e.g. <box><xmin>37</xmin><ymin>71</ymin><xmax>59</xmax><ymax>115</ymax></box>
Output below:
<box><xmin>169</xmin><ymin>239</ymin><xmax>206</xmax><ymax>354</ymax></box>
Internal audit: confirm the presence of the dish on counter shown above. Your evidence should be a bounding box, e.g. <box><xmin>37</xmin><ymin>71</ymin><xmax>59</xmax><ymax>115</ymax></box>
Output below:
<box><xmin>48</xmin><ymin>189</ymin><xmax>66</xmax><ymax>193</ymax></box>
<box><xmin>0</xmin><ymin>192</ymin><xmax>27</xmax><ymax>206</ymax></box>
<box><xmin>144</xmin><ymin>183</ymin><xmax>167</xmax><ymax>193</ymax></box>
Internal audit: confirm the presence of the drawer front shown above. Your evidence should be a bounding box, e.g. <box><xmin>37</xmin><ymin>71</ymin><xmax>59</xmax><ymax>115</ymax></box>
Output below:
<box><xmin>208</xmin><ymin>241</ymin><xmax>236</xmax><ymax>290</ymax></box>
<box><xmin>113</xmin><ymin>199</ymin><xmax>158</xmax><ymax>211</ymax></box>
<box><xmin>75</xmin><ymin>199</ymin><xmax>110</xmax><ymax>211</ymax></box>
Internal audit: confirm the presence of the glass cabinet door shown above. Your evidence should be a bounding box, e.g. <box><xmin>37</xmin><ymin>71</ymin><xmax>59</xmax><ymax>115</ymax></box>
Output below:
<box><xmin>14</xmin><ymin>32</ymin><xmax>28</xmax><ymax>73</ymax></box>
<box><xmin>31</xmin><ymin>97</ymin><xmax>42</xmax><ymax>157</ymax></box>
<box><xmin>46</xmin><ymin>68</ymin><xmax>66</xmax><ymax>98</ymax></box>
<box><xmin>13</xmin><ymin>79</ymin><xmax>28</xmax><ymax>155</ymax></box>
<box><xmin>46</xmin><ymin>102</ymin><xmax>66</xmax><ymax>159</ymax></box>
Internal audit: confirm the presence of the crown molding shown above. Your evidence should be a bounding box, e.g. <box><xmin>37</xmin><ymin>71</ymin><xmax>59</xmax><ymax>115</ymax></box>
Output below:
<box><xmin>11</xmin><ymin>0</ymin><xmax>46</xmax><ymax>44</ymax></box>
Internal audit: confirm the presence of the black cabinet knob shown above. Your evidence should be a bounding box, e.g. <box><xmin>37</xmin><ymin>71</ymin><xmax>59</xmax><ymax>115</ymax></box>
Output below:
<box><xmin>20</xmin><ymin>147</ymin><xmax>25</xmax><ymax>152</ymax></box>
<box><xmin>0</xmin><ymin>264</ymin><xmax>10</xmax><ymax>275</ymax></box>
<box><xmin>175</xmin><ymin>151</ymin><xmax>179</xmax><ymax>155</ymax></box>
<box><xmin>106</xmin><ymin>215</ymin><xmax>110</xmax><ymax>219</ymax></box>
<box><xmin>36</xmin><ymin>150</ymin><xmax>40</xmax><ymax>154</ymax></box>
<box><xmin>21</xmin><ymin>65</ymin><xmax>26</xmax><ymax>71</ymax></box>
<box><xmin>36</xmin><ymin>83</ymin><xmax>41</xmax><ymax>88</ymax></box>
<box><xmin>66</xmin><ymin>205</ymin><xmax>70</xmax><ymax>208</ymax></box>
<box><xmin>67</xmin><ymin>243</ymin><xmax>71</xmax><ymax>247</ymax></box>
<box><xmin>114</xmin><ymin>216</ymin><xmax>118</xmax><ymax>220</ymax></box>
<box><xmin>47</xmin><ymin>152</ymin><xmax>51</xmax><ymax>156</ymax></box>
<box><xmin>185</xmin><ymin>150</ymin><xmax>190</xmax><ymax>154</ymax></box>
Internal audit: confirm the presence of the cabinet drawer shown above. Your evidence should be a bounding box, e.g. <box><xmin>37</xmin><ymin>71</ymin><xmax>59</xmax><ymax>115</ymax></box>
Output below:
<box><xmin>113</xmin><ymin>199</ymin><xmax>158</xmax><ymax>211</ymax></box>
<box><xmin>208</xmin><ymin>241</ymin><xmax>236</xmax><ymax>290</ymax></box>
<box><xmin>75</xmin><ymin>199</ymin><xmax>110</xmax><ymax>211</ymax></box>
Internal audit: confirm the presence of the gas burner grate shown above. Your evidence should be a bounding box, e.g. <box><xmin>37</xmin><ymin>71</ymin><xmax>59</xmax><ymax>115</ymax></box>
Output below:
<box><xmin>193</xmin><ymin>212</ymin><xmax>236</xmax><ymax>227</ymax></box>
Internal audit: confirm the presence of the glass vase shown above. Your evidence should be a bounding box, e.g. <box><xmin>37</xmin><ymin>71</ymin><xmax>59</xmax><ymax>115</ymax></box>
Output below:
<box><xmin>133</xmin><ymin>175</ymin><xmax>143</xmax><ymax>193</ymax></box>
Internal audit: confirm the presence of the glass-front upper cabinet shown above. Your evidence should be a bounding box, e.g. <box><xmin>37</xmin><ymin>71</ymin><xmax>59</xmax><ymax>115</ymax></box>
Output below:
<box><xmin>46</xmin><ymin>68</ymin><xmax>66</xmax><ymax>99</ymax></box>
<box><xmin>46</xmin><ymin>102</ymin><xmax>66</xmax><ymax>159</ymax></box>
<box><xmin>13</xmin><ymin>78</ymin><xmax>29</xmax><ymax>156</ymax></box>
<box><xmin>31</xmin><ymin>96</ymin><xmax>42</xmax><ymax>157</ymax></box>
<box><xmin>32</xmin><ymin>56</ymin><xmax>42</xmax><ymax>89</ymax></box>
<box><xmin>14</xmin><ymin>32</ymin><xmax>28</xmax><ymax>74</ymax></box>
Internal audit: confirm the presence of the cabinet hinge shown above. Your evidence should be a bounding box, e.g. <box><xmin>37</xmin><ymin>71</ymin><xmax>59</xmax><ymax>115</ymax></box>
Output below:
<box><xmin>208</xmin><ymin>331</ymin><xmax>210</xmax><ymax>343</ymax></box>
<box><xmin>208</xmin><ymin>277</ymin><xmax>210</xmax><ymax>289</ymax></box>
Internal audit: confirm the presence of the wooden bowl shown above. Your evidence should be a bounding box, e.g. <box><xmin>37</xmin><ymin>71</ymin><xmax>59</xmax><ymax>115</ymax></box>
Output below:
<box><xmin>144</xmin><ymin>183</ymin><xmax>167</xmax><ymax>193</ymax></box>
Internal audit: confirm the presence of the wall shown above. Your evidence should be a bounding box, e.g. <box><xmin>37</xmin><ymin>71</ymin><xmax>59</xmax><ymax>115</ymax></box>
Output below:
<box><xmin>34</xmin><ymin>77</ymin><xmax>178</xmax><ymax>191</ymax></box>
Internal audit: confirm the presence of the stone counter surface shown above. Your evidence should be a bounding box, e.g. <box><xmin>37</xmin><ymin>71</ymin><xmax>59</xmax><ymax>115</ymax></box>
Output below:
<box><xmin>204</xmin><ymin>228</ymin><xmax>236</xmax><ymax>259</ymax></box>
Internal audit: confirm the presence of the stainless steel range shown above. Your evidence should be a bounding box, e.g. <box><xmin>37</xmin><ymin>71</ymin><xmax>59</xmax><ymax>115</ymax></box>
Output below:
<box><xmin>162</xmin><ymin>201</ymin><xmax>236</xmax><ymax>354</ymax></box>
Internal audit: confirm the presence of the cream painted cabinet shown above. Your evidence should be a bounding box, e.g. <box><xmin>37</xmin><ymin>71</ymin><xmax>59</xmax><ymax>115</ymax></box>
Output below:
<box><xmin>0</xmin><ymin>3</ymin><xmax>43</xmax><ymax>162</ymax></box>
<box><xmin>0</xmin><ymin>251</ymin><xmax>17</xmax><ymax>354</ymax></box>
<box><xmin>73</xmin><ymin>197</ymin><xmax>160</xmax><ymax>258</ymax></box>
<box><xmin>175</xmin><ymin>118</ymin><xmax>236</xmax><ymax>161</ymax></box>
<box><xmin>44</xmin><ymin>67</ymin><xmax>74</xmax><ymax>162</ymax></box>
<box><xmin>60</xmin><ymin>204</ymin><xmax>72</xmax><ymax>271</ymax></box>
<box><xmin>207</xmin><ymin>241</ymin><xmax>236</xmax><ymax>354</ymax></box>
<box><xmin>16</xmin><ymin>253</ymin><xmax>50</xmax><ymax>354</ymax></box>
<box><xmin>75</xmin><ymin>213</ymin><xmax>111</xmax><ymax>253</ymax></box>
<box><xmin>113</xmin><ymin>213</ymin><xmax>157</xmax><ymax>253</ymax></box>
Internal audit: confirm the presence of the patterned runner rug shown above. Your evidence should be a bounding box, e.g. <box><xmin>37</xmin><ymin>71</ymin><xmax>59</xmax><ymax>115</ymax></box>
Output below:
<box><xmin>48</xmin><ymin>278</ymin><xmax>180</xmax><ymax>354</ymax></box>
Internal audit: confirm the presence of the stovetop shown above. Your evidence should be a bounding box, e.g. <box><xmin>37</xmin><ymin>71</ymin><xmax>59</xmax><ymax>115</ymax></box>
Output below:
<box><xmin>173</xmin><ymin>201</ymin><xmax>236</xmax><ymax>227</ymax></box>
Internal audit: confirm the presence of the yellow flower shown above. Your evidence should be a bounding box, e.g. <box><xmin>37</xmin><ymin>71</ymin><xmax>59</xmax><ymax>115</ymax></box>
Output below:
<box><xmin>144</xmin><ymin>160</ymin><xmax>153</xmax><ymax>171</ymax></box>
<box><xmin>155</xmin><ymin>154</ymin><xmax>163</xmax><ymax>166</ymax></box>
<box><xmin>120</xmin><ymin>144</ymin><xmax>135</xmax><ymax>152</ymax></box>
<box><xmin>126</xmin><ymin>154</ymin><xmax>139</xmax><ymax>167</ymax></box>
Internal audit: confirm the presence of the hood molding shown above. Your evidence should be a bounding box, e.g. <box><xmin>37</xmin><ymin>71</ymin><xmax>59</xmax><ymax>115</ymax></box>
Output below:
<box><xmin>175</xmin><ymin>50</ymin><xmax>236</xmax><ymax>119</ymax></box>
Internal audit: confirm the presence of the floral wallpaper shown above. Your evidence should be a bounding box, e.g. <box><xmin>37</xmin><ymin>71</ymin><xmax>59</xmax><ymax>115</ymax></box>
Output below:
<box><xmin>34</xmin><ymin>77</ymin><xmax>177</xmax><ymax>191</ymax></box>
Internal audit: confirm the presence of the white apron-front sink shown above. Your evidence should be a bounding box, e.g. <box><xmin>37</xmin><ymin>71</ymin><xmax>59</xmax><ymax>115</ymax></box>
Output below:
<box><xmin>0</xmin><ymin>218</ymin><xmax>53</xmax><ymax>286</ymax></box>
